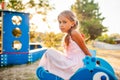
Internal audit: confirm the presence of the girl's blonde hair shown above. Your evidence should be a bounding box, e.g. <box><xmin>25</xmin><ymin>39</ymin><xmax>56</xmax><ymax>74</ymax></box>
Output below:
<box><xmin>58</xmin><ymin>10</ymin><xmax>79</xmax><ymax>46</ymax></box>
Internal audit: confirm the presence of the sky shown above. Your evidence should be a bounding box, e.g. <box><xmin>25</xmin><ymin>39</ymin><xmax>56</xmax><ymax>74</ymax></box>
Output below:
<box><xmin>13</xmin><ymin>0</ymin><xmax>120</xmax><ymax>34</ymax></box>
<box><xmin>42</xmin><ymin>0</ymin><xmax>120</xmax><ymax>34</ymax></box>
<box><xmin>94</xmin><ymin>0</ymin><xmax>120</xmax><ymax>34</ymax></box>
<box><xmin>35</xmin><ymin>0</ymin><xmax>75</xmax><ymax>33</ymax></box>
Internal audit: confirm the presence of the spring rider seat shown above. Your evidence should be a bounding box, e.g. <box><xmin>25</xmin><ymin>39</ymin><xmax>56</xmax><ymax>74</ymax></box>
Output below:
<box><xmin>36</xmin><ymin>51</ymin><xmax>118</xmax><ymax>80</ymax></box>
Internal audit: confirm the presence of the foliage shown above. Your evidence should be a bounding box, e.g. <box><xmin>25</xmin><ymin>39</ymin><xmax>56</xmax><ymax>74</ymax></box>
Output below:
<box><xmin>5</xmin><ymin>0</ymin><xmax>54</xmax><ymax>42</ymax></box>
<box><xmin>7</xmin><ymin>0</ymin><xmax>25</xmax><ymax>11</ymax></box>
<box><xmin>0</xmin><ymin>0</ymin><xmax>4</xmax><ymax>2</ymax></box>
<box><xmin>71</xmin><ymin>0</ymin><xmax>107</xmax><ymax>41</ymax></box>
<box><xmin>7</xmin><ymin>0</ymin><xmax>53</xmax><ymax>12</ymax></box>
<box><xmin>30</xmin><ymin>31</ymin><xmax>37</xmax><ymax>42</ymax></box>
<box><xmin>12</xmin><ymin>28</ymin><xmax>21</xmax><ymax>38</ymax></box>
<box><xmin>6</xmin><ymin>0</ymin><xmax>54</xmax><ymax>21</ymax></box>
<box><xmin>109</xmin><ymin>33</ymin><xmax>120</xmax><ymax>39</ymax></box>
<box><xmin>96</xmin><ymin>33</ymin><xmax>120</xmax><ymax>44</ymax></box>
<box><xmin>29</xmin><ymin>31</ymin><xmax>64</xmax><ymax>50</ymax></box>
<box><xmin>41</xmin><ymin>32</ymin><xmax>64</xmax><ymax>49</ymax></box>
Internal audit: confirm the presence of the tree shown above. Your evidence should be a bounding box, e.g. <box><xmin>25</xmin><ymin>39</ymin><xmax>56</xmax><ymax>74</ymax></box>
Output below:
<box><xmin>7</xmin><ymin>0</ymin><xmax>25</xmax><ymax>11</ymax></box>
<box><xmin>96</xmin><ymin>34</ymin><xmax>116</xmax><ymax>44</ymax></box>
<box><xmin>110</xmin><ymin>33</ymin><xmax>120</xmax><ymax>39</ymax></box>
<box><xmin>7</xmin><ymin>0</ymin><xmax>53</xmax><ymax>12</ymax></box>
<box><xmin>71</xmin><ymin>0</ymin><xmax>107</xmax><ymax>41</ymax></box>
<box><xmin>6</xmin><ymin>0</ymin><xmax>54</xmax><ymax>42</ymax></box>
<box><xmin>41</xmin><ymin>32</ymin><xmax>64</xmax><ymax>49</ymax></box>
<box><xmin>7</xmin><ymin>0</ymin><xmax>53</xmax><ymax>21</ymax></box>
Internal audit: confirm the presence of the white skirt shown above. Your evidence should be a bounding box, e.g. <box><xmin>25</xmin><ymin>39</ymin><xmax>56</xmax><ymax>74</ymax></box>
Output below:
<box><xmin>39</xmin><ymin>48</ymin><xmax>85</xmax><ymax>79</ymax></box>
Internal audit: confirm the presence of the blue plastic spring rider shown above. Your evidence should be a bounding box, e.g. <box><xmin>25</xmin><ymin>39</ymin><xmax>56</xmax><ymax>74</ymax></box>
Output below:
<box><xmin>36</xmin><ymin>51</ymin><xmax>118</xmax><ymax>80</ymax></box>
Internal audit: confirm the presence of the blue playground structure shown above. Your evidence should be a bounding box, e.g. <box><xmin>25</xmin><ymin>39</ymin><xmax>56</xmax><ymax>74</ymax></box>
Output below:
<box><xmin>0</xmin><ymin>10</ymin><xmax>118</xmax><ymax>80</ymax></box>
<box><xmin>0</xmin><ymin>10</ymin><xmax>47</xmax><ymax>66</ymax></box>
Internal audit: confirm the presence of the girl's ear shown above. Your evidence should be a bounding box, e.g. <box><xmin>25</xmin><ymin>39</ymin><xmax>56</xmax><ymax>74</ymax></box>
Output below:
<box><xmin>71</xmin><ymin>21</ymin><xmax>75</xmax><ymax>27</ymax></box>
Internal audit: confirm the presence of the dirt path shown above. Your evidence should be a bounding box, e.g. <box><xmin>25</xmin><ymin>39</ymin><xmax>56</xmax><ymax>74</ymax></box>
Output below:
<box><xmin>96</xmin><ymin>49</ymin><xmax>120</xmax><ymax>80</ymax></box>
<box><xmin>0</xmin><ymin>61</ymin><xmax>39</xmax><ymax>80</ymax></box>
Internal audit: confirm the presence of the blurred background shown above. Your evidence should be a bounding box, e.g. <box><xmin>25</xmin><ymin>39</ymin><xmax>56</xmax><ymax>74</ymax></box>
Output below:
<box><xmin>1</xmin><ymin>0</ymin><xmax>120</xmax><ymax>46</ymax></box>
<box><xmin>0</xmin><ymin>0</ymin><xmax>120</xmax><ymax>80</ymax></box>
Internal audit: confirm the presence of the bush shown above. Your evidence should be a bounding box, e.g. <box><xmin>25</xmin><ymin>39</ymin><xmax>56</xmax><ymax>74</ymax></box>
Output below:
<box><xmin>96</xmin><ymin>34</ymin><xmax>116</xmax><ymax>44</ymax></box>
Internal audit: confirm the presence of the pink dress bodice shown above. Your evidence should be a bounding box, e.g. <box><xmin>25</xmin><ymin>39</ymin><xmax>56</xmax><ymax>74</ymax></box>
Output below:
<box><xmin>64</xmin><ymin>37</ymin><xmax>85</xmax><ymax>58</ymax></box>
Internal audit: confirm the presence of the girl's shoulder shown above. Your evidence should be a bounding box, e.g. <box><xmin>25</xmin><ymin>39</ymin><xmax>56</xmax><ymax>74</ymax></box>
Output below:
<box><xmin>70</xmin><ymin>30</ymin><xmax>84</xmax><ymax>41</ymax></box>
<box><xmin>70</xmin><ymin>30</ymin><xmax>80</xmax><ymax>37</ymax></box>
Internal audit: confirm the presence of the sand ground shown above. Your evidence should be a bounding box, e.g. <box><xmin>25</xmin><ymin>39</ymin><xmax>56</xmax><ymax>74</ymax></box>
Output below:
<box><xmin>0</xmin><ymin>45</ymin><xmax>120</xmax><ymax>80</ymax></box>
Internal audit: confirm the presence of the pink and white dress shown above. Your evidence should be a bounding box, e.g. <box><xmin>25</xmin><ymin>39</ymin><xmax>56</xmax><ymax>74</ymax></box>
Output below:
<box><xmin>39</xmin><ymin>37</ymin><xmax>86</xmax><ymax>80</ymax></box>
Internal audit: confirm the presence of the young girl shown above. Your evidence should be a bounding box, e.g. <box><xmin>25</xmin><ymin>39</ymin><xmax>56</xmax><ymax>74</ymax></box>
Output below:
<box><xmin>39</xmin><ymin>10</ymin><xmax>91</xmax><ymax>80</ymax></box>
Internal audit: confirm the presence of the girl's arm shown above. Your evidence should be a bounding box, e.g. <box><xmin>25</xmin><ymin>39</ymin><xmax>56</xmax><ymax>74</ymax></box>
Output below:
<box><xmin>71</xmin><ymin>30</ymin><xmax>92</xmax><ymax>56</ymax></box>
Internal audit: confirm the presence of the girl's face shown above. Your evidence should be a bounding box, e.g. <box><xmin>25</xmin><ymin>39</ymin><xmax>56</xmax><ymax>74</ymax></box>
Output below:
<box><xmin>58</xmin><ymin>15</ymin><xmax>74</xmax><ymax>33</ymax></box>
